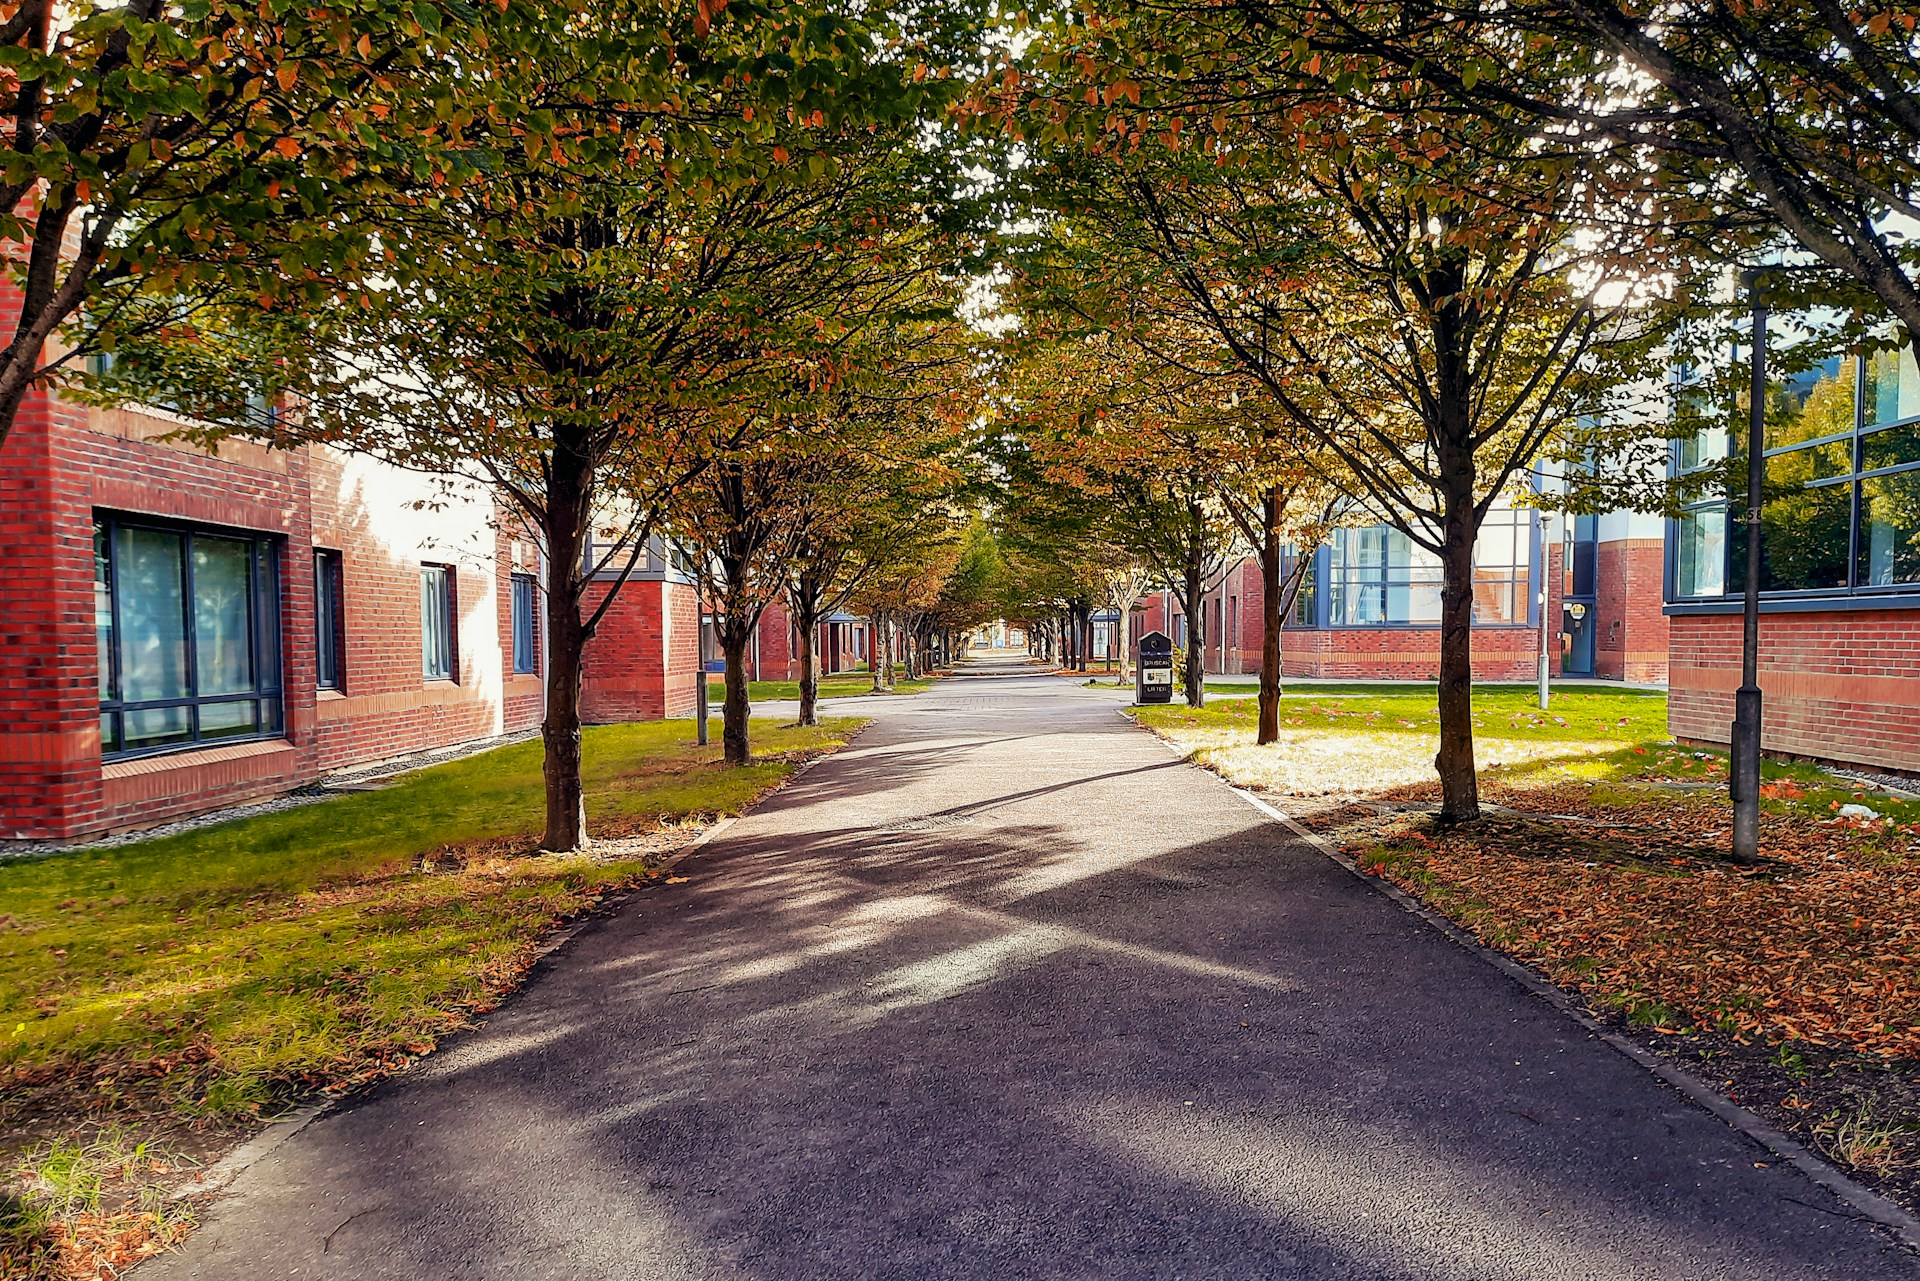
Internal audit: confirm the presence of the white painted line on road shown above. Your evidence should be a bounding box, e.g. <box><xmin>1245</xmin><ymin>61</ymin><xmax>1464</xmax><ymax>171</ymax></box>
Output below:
<box><xmin>1119</xmin><ymin>707</ymin><xmax>1920</xmax><ymax>1253</ymax></box>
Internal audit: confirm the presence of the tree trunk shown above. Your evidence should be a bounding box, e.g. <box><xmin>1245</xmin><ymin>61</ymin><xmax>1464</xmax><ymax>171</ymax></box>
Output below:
<box><xmin>795</xmin><ymin>608</ymin><xmax>820</xmax><ymax>726</ymax></box>
<box><xmin>540</xmin><ymin>435</ymin><xmax>593</xmax><ymax>852</ymax></box>
<box><xmin>541</xmin><ymin>563</ymin><xmax>589</xmax><ymax>852</ymax></box>
<box><xmin>871</xmin><ymin>611</ymin><xmax>886</xmax><ymax>692</ymax></box>
<box><xmin>1183</xmin><ymin>547</ymin><xmax>1206</xmax><ymax>708</ymax></box>
<box><xmin>1436</xmin><ymin>492</ymin><xmax>1481</xmax><ymax>823</ymax></box>
<box><xmin>1257</xmin><ymin>489</ymin><xmax>1284</xmax><ymax>746</ymax></box>
<box><xmin>721</xmin><ymin>622</ymin><xmax>752</xmax><ymax>766</ymax></box>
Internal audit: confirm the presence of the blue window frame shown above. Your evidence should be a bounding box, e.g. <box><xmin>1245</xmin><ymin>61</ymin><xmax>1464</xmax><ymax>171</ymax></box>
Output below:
<box><xmin>510</xmin><ymin>574</ymin><xmax>538</xmax><ymax>674</ymax></box>
<box><xmin>94</xmin><ymin>514</ymin><xmax>283</xmax><ymax>760</ymax></box>
<box><xmin>421</xmin><ymin>564</ymin><xmax>455</xmax><ymax>680</ymax></box>
<box><xmin>314</xmin><ymin>549</ymin><xmax>344</xmax><ymax>690</ymax></box>
<box><xmin>1670</xmin><ymin>338</ymin><xmax>1920</xmax><ymax>603</ymax></box>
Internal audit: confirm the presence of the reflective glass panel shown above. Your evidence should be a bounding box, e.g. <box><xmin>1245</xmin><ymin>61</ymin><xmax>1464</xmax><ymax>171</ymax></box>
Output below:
<box><xmin>1765</xmin><ymin>439</ymin><xmax>1852</xmax><ymax>485</ymax></box>
<box><xmin>1859</xmin><ymin>469</ymin><xmax>1920</xmax><ymax>586</ymax></box>
<box><xmin>198</xmin><ymin>700</ymin><xmax>260</xmax><ymax>740</ymax></box>
<box><xmin>1863</xmin><ymin>422</ymin><xmax>1920</xmax><ymax>473</ymax></box>
<box><xmin>94</xmin><ymin>523</ymin><xmax>113</xmax><ymax>699</ymax></box>
<box><xmin>1386</xmin><ymin>581</ymin><xmax>1442</xmax><ymax>624</ymax></box>
<box><xmin>115</xmin><ymin>526</ymin><xmax>188</xmax><ymax>703</ymax></box>
<box><xmin>421</xmin><ymin>566</ymin><xmax>452</xmax><ymax>678</ymax></box>
<box><xmin>192</xmin><ymin>536</ymin><xmax>254</xmax><ymax>696</ymax></box>
<box><xmin>1675</xmin><ymin>506</ymin><xmax>1726</xmax><ymax>597</ymax></box>
<box><xmin>123</xmin><ymin>705</ymin><xmax>190</xmax><ymax>751</ymax></box>
<box><xmin>1676</xmin><ymin>382</ymin><xmax>1728</xmax><ymax>473</ymax></box>
<box><xmin>1472</xmin><ymin>577</ymin><xmax>1519</xmax><ymax>624</ymax></box>
<box><xmin>1750</xmin><ymin>479</ymin><xmax>1852</xmax><ymax>592</ymax></box>
<box><xmin>1770</xmin><ymin>355</ymin><xmax>1856</xmax><ymax>448</ymax></box>
<box><xmin>1868</xmin><ymin>344</ymin><xmax>1920</xmax><ymax>427</ymax></box>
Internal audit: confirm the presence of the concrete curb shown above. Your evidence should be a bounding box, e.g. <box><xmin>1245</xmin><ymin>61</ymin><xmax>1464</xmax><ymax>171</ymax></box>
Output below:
<box><xmin>169</xmin><ymin>1102</ymin><xmax>332</xmax><ymax>1202</ymax></box>
<box><xmin>1122</xmin><ymin>708</ymin><xmax>1920</xmax><ymax>1253</ymax></box>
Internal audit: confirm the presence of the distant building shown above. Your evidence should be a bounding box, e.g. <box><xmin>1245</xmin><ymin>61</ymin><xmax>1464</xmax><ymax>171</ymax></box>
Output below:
<box><xmin>1129</xmin><ymin>497</ymin><xmax>1668</xmax><ymax>684</ymax></box>
<box><xmin>1667</xmin><ymin>337</ymin><xmax>1920</xmax><ymax>772</ymax></box>
<box><xmin>709</xmin><ymin>598</ymin><xmax>872</xmax><ymax>682</ymax></box>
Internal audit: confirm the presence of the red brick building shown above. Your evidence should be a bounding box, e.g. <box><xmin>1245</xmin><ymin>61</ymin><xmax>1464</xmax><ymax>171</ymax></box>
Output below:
<box><xmin>1123</xmin><ymin>501</ymin><xmax>1668</xmax><ymax>684</ymax></box>
<box><xmin>0</xmin><ymin>382</ymin><xmax>703</xmax><ymax>844</ymax></box>
<box><xmin>729</xmin><ymin>599</ymin><xmax>872</xmax><ymax>681</ymax></box>
<box><xmin>1667</xmin><ymin>341</ymin><xmax>1920</xmax><ymax>772</ymax></box>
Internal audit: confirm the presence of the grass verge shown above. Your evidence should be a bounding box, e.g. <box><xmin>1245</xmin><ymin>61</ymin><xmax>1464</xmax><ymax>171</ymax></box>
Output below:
<box><xmin>1</xmin><ymin>717</ymin><xmax>860</xmax><ymax>1278</ymax></box>
<box><xmin>706</xmin><ymin>672</ymin><xmax>936</xmax><ymax>702</ymax></box>
<box><xmin>1133</xmin><ymin>686</ymin><xmax>1920</xmax><ymax>1208</ymax></box>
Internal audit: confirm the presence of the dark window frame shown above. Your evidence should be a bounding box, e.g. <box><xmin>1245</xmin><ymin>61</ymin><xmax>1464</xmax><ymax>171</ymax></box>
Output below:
<box><xmin>1668</xmin><ymin>339</ymin><xmax>1920</xmax><ymax>604</ymax></box>
<box><xmin>421</xmin><ymin>563</ymin><xmax>457</xmax><ymax>681</ymax></box>
<box><xmin>315</xmin><ymin>549</ymin><xmax>344</xmax><ymax>691</ymax></box>
<box><xmin>510</xmin><ymin>573</ymin><xmax>538</xmax><ymax>674</ymax></box>
<box><xmin>1324</xmin><ymin>518</ymin><xmax>1533</xmax><ymax>629</ymax></box>
<box><xmin>94</xmin><ymin>511</ymin><xmax>284</xmax><ymax>762</ymax></box>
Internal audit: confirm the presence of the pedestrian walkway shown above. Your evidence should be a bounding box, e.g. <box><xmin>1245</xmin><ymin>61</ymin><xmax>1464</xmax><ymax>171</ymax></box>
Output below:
<box><xmin>146</xmin><ymin>658</ymin><xmax>1916</xmax><ymax>1279</ymax></box>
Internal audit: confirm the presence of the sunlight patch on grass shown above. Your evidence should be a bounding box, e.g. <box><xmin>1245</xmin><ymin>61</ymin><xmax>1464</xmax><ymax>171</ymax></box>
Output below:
<box><xmin>707</xmin><ymin>674</ymin><xmax>934</xmax><ymax>702</ymax></box>
<box><xmin>0</xmin><ymin>719</ymin><xmax>859</xmax><ymax>1121</ymax></box>
<box><xmin>1135</xmin><ymin>687</ymin><xmax>1660</xmax><ymax>795</ymax></box>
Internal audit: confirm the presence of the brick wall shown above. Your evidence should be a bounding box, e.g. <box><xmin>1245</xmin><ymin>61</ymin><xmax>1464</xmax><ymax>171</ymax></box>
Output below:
<box><xmin>1276</xmin><ymin>626</ymin><xmax>1546</xmax><ymax>681</ymax></box>
<box><xmin>1670</xmin><ymin>609</ymin><xmax>1920</xmax><ymax>772</ymax></box>
<box><xmin>580</xmin><ymin>578</ymin><xmax>701</xmax><ymax>722</ymax></box>
<box><xmin>1595</xmin><ymin>538</ymin><xmax>1669</xmax><ymax>684</ymax></box>
<box><xmin>301</xmin><ymin>450</ymin><xmax>502</xmax><ymax>777</ymax></box>
<box><xmin>0</xmin><ymin>381</ymin><xmax>545</xmax><ymax>839</ymax></box>
<box><xmin>496</xmin><ymin>515</ymin><xmax>544</xmax><ymax>735</ymax></box>
<box><xmin>0</xmin><ymin>381</ymin><xmax>102</xmax><ymax>836</ymax></box>
<box><xmin>755</xmin><ymin>597</ymin><xmax>798</xmax><ymax>681</ymax></box>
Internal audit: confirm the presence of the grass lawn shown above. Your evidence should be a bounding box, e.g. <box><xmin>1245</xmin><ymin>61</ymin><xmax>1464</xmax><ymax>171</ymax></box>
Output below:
<box><xmin>706</xmin><ymin>673</ymin><xmax>935</xmax><ymax>702</ymax></box>
<box><xmin>1134</xmin><ymin>686</ymin><xmax>1920</xmax><ymax>1204</ymax></box>
<box><xmin>1</xmin><ymin>717</ymin><xmax>858</xmax><ymax>1279</ymax></box>
<box><xmin>1136</xmin><ymin>685</ymin><xmax>1668</xmax><ymax>797</ymax></box>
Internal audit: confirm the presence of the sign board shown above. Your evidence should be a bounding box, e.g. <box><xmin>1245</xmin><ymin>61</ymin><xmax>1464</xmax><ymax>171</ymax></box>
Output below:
<box><xmin>1135</xmin><ymin>629</ymin><xmax>1175</xmax><ymax>704</ymax></box>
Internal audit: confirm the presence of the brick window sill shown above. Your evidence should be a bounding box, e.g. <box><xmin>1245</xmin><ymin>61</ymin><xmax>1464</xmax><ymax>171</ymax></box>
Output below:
<box><xmin>317</xmin><ymin>688</ymin><xmax>346</xmax><ymax>703</ymax></box>
<box><xmin>101</xmin><ymin>738</ymin><xmax>295</xmax><ymax>782</ymax></box>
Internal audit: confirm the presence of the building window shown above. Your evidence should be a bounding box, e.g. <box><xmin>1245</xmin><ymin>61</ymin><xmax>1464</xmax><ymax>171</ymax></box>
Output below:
<box><xmin>315</xmin><ymin>550</ymin><xmax>344</xmax><ymax>690</ymax></box>
<box><xmin>1280</xmin><ymin>549</ymin><xmax>1318</xmax><ymax>626</ymax></box>
<box><xmin>421</xmin><ymin>564</ymin><xmax>455</xmax><ymax>680</ymax></box>
<box><xmin>94</xmin><ymin>514</ymin><xmax>283</xmax><ymax>759</ymax></box>
<box><xmin>1470</xmin><ymin>507</ymin><xmax>1529</xmax><ymax>625</ymax></box>
<box><xmin>1672</xmin><ymin>337</ymin><xmax>1920</xmax><ymax>601</ymax></box>
<box><xmin>1326</xmin><ymin>516</ymin><xmax>1529</xmax><ymax>627</ymax></box>
<box><xmin>510</xmin><ymin>574</ymin><xmax>538</xmax><ymax>674</ymax></box>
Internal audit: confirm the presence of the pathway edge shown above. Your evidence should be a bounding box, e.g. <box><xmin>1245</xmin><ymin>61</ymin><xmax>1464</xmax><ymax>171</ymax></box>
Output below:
<box><xmin>1123</xmin><ymin>709</ymin><xmax>1920</xmax><ymax>1254</ymax></box>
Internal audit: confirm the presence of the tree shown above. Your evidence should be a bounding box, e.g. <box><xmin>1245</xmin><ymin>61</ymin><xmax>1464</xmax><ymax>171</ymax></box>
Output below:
<box><xmin>988</xmin><ymin>22</ymin><xmax>1681</xmax><ymax>820</ymax></box>
<box><xmin>96</xmin><ymin>0</ymin><xmax>971</xmax><ymax>848</ymax></box>
<box><xmin>779</xmin><ymin>324</ymin><xmax>979</xmax><ymax>724</ymax></box>
<box><xmin>998</xmin><ymin>323</ymin><xmax>1341</xmax><ymax>713</ymax></box>
<box><xmin>1284</xmin><ymin>2</ymin><xmax>1920</xmax><ymax>340</ymax></box>
<box><xmin>0</xmin><ymin>0</ymin><xmax>497</xmax><ymax>453</ymax></box>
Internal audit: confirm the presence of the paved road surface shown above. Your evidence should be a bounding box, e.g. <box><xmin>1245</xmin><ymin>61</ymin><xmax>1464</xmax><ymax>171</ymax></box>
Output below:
<box><xmin>148</xmin><ymin>659</ymin><xmax>1919</xmax><ymax>1279</ymax></box>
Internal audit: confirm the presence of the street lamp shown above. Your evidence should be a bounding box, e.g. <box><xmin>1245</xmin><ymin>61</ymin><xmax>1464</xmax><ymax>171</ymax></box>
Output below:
<box><xmin>1537</xmin><ymin>509</ymin><xmax>1558</xmax><ymax>711</ymax></box>
<box><xmin>1730</xmin><ymin>270</ymin><xmax>1767</xmax><ymax>863</ymax></box>
<box><xmin>696</xmin><ymin>607</ymin><xmax>711</xmax><ymax>747</ymax></box>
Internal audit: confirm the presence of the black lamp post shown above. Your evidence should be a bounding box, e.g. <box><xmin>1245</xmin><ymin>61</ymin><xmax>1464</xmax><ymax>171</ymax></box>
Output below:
<box><xmin>696</xmin><ymin>608</ymin><xmax>711</xmax><ymax>747</ymax></box>
<box><xmin>1730</xmin><ymin>270</ymin><xmax>1767</xmax><ymax>863</ymax></box>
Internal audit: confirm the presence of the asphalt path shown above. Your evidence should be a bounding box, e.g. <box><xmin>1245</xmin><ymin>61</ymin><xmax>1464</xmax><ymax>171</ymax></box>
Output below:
<box><xmin>146</xmin><ymin>658</ymin><xmax>1919</xmax><ymax>1279</ymax></box>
